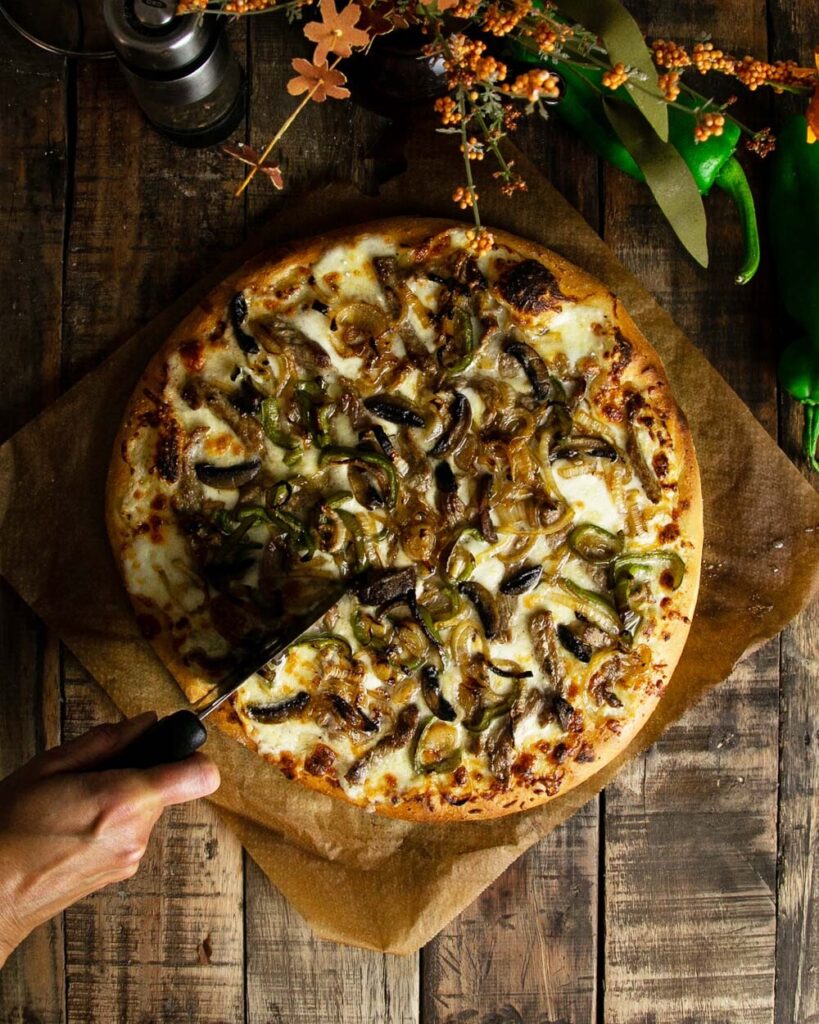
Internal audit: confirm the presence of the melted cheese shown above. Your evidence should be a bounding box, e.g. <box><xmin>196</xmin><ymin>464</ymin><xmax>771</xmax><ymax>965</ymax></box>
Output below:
<box><xmin>116</xmin><ymin>227</ymin><xmax>691</xmax><ymax>815</ymax></box>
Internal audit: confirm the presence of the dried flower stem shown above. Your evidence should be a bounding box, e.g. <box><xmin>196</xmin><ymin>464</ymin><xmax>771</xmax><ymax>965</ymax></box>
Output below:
<box><xmin>234</xmin><ymin>55</ymin><xmax>342</xmax><ymax>196</ymax></box>
<box><xmin>457</xmin><ymin>85</ymin><xmax>481</xmax><ymax>229</ymax></box>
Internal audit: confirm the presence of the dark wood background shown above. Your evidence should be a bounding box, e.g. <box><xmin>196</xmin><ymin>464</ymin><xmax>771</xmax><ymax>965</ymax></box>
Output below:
<box><xmin>1</xmin><ymin>1</ymin><xmax>817</xmax><ymax>1021</ymax></box>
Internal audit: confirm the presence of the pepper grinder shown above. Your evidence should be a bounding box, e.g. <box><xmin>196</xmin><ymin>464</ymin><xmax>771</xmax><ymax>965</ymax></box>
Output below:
<box><xmin>104</xmin><ymin>0</ymin><xmax>245</xmax><ymax>147</ymax></box>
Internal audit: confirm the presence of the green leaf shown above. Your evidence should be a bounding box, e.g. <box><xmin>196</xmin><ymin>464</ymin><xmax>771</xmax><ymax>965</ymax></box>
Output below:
<box><xmin>603</xmin><ymin>98</ymin><xmax>708</xmax><ymax>267</ymax></box>
<box><xmin>557</xmin><ymin>0</ymin><xmax>668</xmax><ymax>142</ymax></box>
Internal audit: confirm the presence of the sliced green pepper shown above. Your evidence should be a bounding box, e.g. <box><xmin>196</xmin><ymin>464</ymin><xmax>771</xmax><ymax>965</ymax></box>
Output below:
<box><xmin>611</xmin><ymin>550</ymin><xmax>686</xmax><ymax>643</ymax></box>
<box><xmin>558</xmin><ymin>577</ymin><xmax>621</xmax><ymax>636</ymax></box>
<box><xmin>289</xmin><ymin>633</ymin><xmax>353</xmax><ymax>656</ymax></box>
<box><xmin>413</xmin><ymin>717</ymin><xmax>463</xmax><ymax>775</ymax></box>
<box><xmin>319</xmin><ymin>446</ymin><xmax>398</xmax><ymax>508</ymax></box>
<box><xmin>260</xmin><ymin>396</ymin><xmax>298</xmax><ymax>450</ymax></box>
<box><xmin>351</xmin><ymin>608</ymin><xmax>391</xmax><ymax>650</ymax></box>
<box><xmin>568</xmin><ymin>523</ymin><xmax>624</xmax><ymax>563</ymax></box>
<box><xmin>439</xmin><ymin>306</ymin><xmax>476</xmax><ymax>375</ymax></box>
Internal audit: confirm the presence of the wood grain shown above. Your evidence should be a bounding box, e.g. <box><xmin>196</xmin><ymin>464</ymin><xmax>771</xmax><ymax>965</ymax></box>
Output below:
<box><xmin>765</xmin><ymin>13</ymin><xmax>819</xmax><ymax>1024</ymax></box>
<box><xmin>239</xmin><ymin>21</ymin><xmax>420</xmax><ymax>1024</ymax></box>
<box><xmin>0</xmin><ymin>17</ymin><xmax>67</xmax><ymax>1024</ymax></box>
<box><xmin>600</xmin><ymin>3</ymin><xmax>781</xmax><ymax>1020</ymax></box>
<box><xmin>421</xmin><ymin>114</ymin><xmax>602</xmax><ymax>1024</ymax></box>
<box><xmin>61</xmin><ymin>673</ymin><xmax>245</xmax><ymax>1024</ymax></box>
<box><xmin>55</xmin><ymin>25</ymin><xmax>249</xmax><ymax>1024</ymax></box>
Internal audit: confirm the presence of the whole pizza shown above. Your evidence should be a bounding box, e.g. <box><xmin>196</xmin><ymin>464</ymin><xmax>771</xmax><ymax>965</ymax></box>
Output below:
<box><xmin>107</xmin><ymin>218</ymin><xmax>702</xmax><ymax>821</ymax></box>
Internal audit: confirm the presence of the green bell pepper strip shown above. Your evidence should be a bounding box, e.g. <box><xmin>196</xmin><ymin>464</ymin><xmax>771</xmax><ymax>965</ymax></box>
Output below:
<box><xmin>508</xmin><ymin>52</ymin><xmax>760</xmax><ymax>284</ymax></box>
<box><xmin>319</xmin><ymin>446</ymin><xmax>398</xmax><ymax>507</ymax></box>
<box><xmin>768</xmin><ymin>115</ymin><xmax>819</xmax><ymax>472</ymax></box>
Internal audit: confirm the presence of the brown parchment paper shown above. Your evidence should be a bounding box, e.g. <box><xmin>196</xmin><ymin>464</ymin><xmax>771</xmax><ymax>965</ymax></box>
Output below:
<box><xmin>1</xmin><ymin>123</ymin><xmax>818</xmax><ymax>955</ymax></box>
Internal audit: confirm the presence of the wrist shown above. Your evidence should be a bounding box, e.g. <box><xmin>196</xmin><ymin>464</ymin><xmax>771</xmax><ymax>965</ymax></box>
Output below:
<box><xmin>0</xmin><ymin>845</ymin><xmax>26</xmax><ymax>966</ymax></box>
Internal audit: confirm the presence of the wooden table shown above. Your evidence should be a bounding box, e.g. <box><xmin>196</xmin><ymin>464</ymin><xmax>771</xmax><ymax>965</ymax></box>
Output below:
<box><xmin>1</xmin><ymin>2</ymin><xmax>817</xmax><ymax>1021</ymax></box>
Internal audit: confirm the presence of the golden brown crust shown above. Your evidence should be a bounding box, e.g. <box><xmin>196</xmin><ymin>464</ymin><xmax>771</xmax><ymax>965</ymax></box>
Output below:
<box><xmin>106</xmin><ymin>217</ymin><xmax>703</xmax><ymax>822</ymax></box>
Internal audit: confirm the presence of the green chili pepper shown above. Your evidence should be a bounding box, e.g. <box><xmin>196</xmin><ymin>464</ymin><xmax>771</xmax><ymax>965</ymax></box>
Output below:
<box><xmin>568</xmin><ymin>522</ymin><xmax>624</xmax><ymax>563</ymax></box>
<box><xmin>612</xmin><ymin>550</ymin><xmax>686</xmax><ymax>643</ymax></box>
<box><xmin>557</xmin><ymin>577</ymin><xmax>621</xmax><ymax>636</ymax></box>
<box><xmin>441</xmin><ymin>306</ymin><xmax>477</xmax><ymax>374</ymax></box>
<box><xmin>351</xmin><ymin>608</ymin><xmax>390</xmax><ymax>650</ymax></box>
<box><xmin>508</xmin><ymin>51</ymin><xmax>760</xmax><ymax>284</ymax></box>
<box><xmin>413</xmin><ymin>718</ymin><xmax>463</xmax><ymax>774</ymax></box>
<box><xmin>290</xmin><ymin>633</ymin><xmax>353</xmax><ymax>656</ymax></box>
<box><xmin>768</xmin><ymin>115</ymin><xmax>819</xmax><ymax>472</ymax></box>
<box><xmin>260</xmin><ymin>397</ymin><xmax>298</xmax><ymax>450</ymax></box>
<box><xmin>319</xmin><ymin>446</ymin><xmax>398</xmax><ymax>507</ymax></box>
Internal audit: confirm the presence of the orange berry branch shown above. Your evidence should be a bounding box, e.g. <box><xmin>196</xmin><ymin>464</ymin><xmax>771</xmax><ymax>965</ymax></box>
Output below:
<box><xmin>178</xmin><ymin>0</ymin><xmax>819</xmax><ymax>250</ymax></box>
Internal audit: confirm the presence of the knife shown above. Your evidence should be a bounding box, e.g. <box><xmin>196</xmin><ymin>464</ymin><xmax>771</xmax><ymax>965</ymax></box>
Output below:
<box><xmin>101</xmin><ymin>580</ymin><xmax>348</xmax><ymax>772</ymax></box>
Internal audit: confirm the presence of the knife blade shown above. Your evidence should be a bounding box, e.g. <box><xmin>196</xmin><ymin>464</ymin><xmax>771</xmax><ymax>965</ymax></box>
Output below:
<box><xmin>100</xmin><ymin>579</ymin><xmax>348</xmax><ymax>772</ymax></box>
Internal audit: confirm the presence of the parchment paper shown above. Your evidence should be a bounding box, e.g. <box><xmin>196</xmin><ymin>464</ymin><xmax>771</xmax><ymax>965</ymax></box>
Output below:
<box><xmin>1</xmin><ymin>125</ymin><xmax>818</xmax><ymax>955</ymax></box>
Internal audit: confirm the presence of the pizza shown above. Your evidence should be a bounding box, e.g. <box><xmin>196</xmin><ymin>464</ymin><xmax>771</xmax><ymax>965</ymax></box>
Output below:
<box><xmin>107</xmin><ymin>218</ymin><xmax>702</xmax><ymax>821</ymax></box>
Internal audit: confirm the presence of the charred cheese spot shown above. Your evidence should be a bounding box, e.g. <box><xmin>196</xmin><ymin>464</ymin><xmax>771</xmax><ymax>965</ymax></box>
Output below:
<box><xmin>496</xmin><ymin>259</ymin><xmax>562</xmax><ymax>314</ymax></box>
<box><xmin>113</xmin><ymin>226</ymin><xmax>698</xmax><ymax>821</ymax></box>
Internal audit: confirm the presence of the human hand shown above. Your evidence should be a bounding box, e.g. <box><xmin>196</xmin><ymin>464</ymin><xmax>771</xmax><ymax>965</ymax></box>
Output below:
<box><xmin>0</xmin><ymin>712</ymin><xmax>220</xmax><ymax>967</ymax></box>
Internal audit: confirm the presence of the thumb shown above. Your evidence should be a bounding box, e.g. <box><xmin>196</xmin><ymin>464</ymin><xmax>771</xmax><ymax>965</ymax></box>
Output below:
<box><xmin>35</xmin><ymin>712</ymin><xmax>159</xmax><ymax>776</ymax></box>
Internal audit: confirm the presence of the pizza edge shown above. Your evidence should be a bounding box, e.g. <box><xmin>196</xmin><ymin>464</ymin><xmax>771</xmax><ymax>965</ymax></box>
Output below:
<box><xmin>106</xmin><ymin>216</ymin><xmax>703</xmax><ymax>823</ymax></box>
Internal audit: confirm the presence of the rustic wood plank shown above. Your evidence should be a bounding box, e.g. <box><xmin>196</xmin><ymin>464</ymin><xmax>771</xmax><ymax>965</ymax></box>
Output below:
<box><xmin>421</xmin><ymin>116</ymin><xmax>602</xmax><ymax>1024</ymax></box>
<box><xmin>58</xmin><ymin>25</ymin><xmax>249</xmax><ymax>1024</ymax></box>
<box><xmin>62</xmin><ymin>674</ymin><xmax>245</xmax><ymax>1024</ymax></box>
<box><xmin>766</xmin><ymin>6</ymin><xmax>819</xmax><ymax>1022</ymax></box>
<box><xmin>244</xmin><ymin>857</ymin><xmax>419</xmax><ymax>1024</ymax></box>
<box><xmin>238</xmin><ymin>18</ymin><xmax>419</xmax><ymax>1022</ymax></box>
<box><xmin>422</xmin><ymin>802</ymin><xmax>599</xmax><ymax>1024</ymax></box>
<box><xmin>0</xmin><ymin>17</ymin><xmax>67</xmax><ymax>1024</ymax></box>
<box><xmin>601</xmin><ymin>3</ymin><xmax>780</xmax><ymax>1020</ymax></box>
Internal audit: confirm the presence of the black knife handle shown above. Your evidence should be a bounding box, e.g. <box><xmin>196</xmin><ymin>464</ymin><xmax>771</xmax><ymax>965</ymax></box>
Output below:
<box><xmin>99</xmin><ymin>711</ymin><xmax>208</xmax><ymax>771</ymax></box>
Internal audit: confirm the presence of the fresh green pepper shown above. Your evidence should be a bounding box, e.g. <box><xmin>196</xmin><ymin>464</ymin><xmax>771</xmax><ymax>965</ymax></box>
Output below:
<box><xmin>557</xmin><ymin>577</ymin><xmax>621</xmax><ymax>636</ymax></box>
<box><xmin>508</xmin><ymin>52</ymin><xmax>760</xmax><ymax>284</ymax></box>
<box><xmin>260</xmin><ymin>396</ymin><xmax>298</xmax><ymax>450</ymax></box>
<box><xmin>413</xmin><ymin>718</ymin><xmax>463</xmax><ymax>775</ymax></box>
<box><xmin>290</xmin><ymin>633</ymin><xmax>353</xmax><ymax>656</ymax></box>
<box><xmin>351</xmin><ymin>608</ymin><xmax>391</xmax><ymax>650</ymax></box>
<box><xmin>319</xmin><ymin>446</ymin><xmax>398</xmax><ymax>507</ymax></box>
<box><xmin>568</xmin><ymin>522</ymin><xmax>624</xmax><ymax>563</ymax></box>
<box><xmin>612</xmin><ymin>550</ymin><xmax>686</xmax><ymax>643</ymax></box>
<box><xmin>440</xmin><ymin>306</ymin><xmax>477</xmax><ymax>375</ymax></box>
<box><xmin>768</xmin><ymin>114</ymin><xmax>819</xmax><ymax>471</ymax></box>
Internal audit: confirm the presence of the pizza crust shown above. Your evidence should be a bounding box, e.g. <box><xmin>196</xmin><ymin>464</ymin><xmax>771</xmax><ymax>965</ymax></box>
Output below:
<box><xmin>106</xmin><ymin>217</ymin><xmax>703</xmax><ymax>822</ymax></box>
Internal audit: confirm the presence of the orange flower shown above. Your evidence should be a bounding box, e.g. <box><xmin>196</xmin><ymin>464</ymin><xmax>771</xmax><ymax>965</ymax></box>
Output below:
<box><xmin>287</xmin><ymin>58</ymin><xmax>351</xmax><ymax>102</ymax></box>
<box><xmin>223</xmin><ymin>142</ymin><xmax>284</xmax><ymax>188</ymax></box>
<box><xmin>303</xmin><ymin>0</ymin><xmax>370</xmax><ymax>64</ymax></box>
<box><xmin>806</xmin><ymin>46</ymin><xmax>819</xmax><ymax>143</ymax></box>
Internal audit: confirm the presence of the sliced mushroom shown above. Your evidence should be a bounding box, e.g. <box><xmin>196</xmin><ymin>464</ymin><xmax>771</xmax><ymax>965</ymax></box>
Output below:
<box><xmin>549</xmin><ymin>435</ymin><xmax>618</xmax><ymax>463</ymax></box>
<box><xmin>420</xmin><ymin>664</ymin><xmax>457</xmax><ymax>722</ymax></box>
<box><xmin>326</xmin><ymin>693</ymin><xmax>378</xmax><ymax>734</ymax></box>
<box><xmin>504</xmin><ymin>340</ymin><xmax>551</xmax><ymax>402</ymax></box>
<box><xmin>230</xmin><ymin>292</ymin><xmax>259</xmax><ymax>355</ymax></box>
<box><xmin>556</xmin><ymin>623</ymin><xmax>593</xmax><ymax>663</ymax></box>
<box><xmin>345</xmin><ymin>704</ymin><xmax>419</xmax><ymax>784</ymax></box>
<box><xmin>429</xmin><ymin>392</ymin><xmax>472</xmax><ymax>458</ymax></box>
<box><xmin>195</xmin><ymin>458</ymin><xmax>262</xmax><ymax>490</ymax></box>
<box><xmin>500</xmin><ymin>564</ymin><xmax>543</xmax><ymax>596</ymax></box>
<box><xmin>244</xmin><ymin>691</ymin><xmax>310</xmax><ymax>723</ymax></box>
<box><xmin>458</xmin><ymin>580</ymin><xmax>502</xmax><ymax>640</ymax></box>
<box><xmin>364</xmin><ymin>394</ymin><xmax>425</xmax><ymax>428</ymax></box>
<box><xmin>354</xmin><ymin>566</ymin><xmax>417</xmax><ymax>607</ymax></box>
